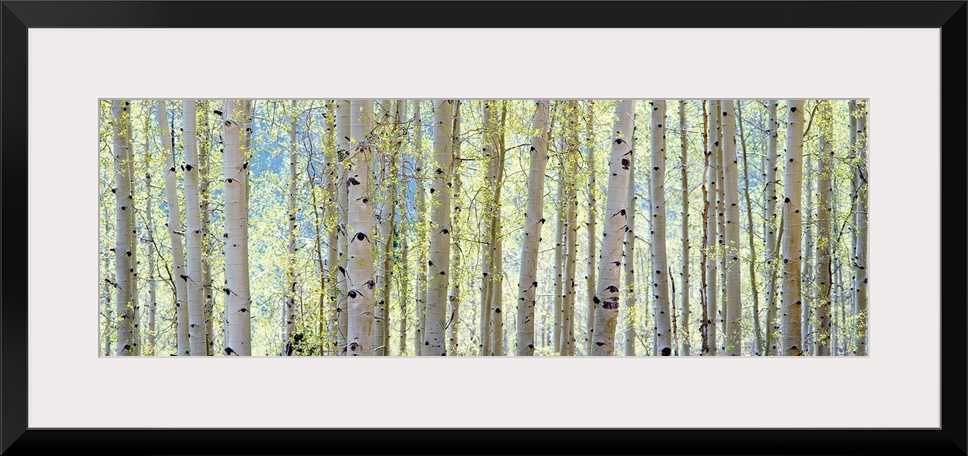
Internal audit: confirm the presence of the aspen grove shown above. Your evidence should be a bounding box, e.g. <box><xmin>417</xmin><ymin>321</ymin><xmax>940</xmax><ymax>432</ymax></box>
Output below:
<box><xmin>99</xmin><ymin>99</ymin><xmax>869</xmax><ymax>356</ymax></box>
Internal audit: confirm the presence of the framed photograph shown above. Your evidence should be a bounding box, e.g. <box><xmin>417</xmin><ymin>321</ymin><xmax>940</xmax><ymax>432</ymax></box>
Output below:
<box><xmin>2</xmin><ymin>1</ymin><xmax>965</xmax><ymax>454</ymax></box>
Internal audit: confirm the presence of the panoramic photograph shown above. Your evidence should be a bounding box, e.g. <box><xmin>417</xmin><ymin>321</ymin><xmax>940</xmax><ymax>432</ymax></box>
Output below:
<box><xmin>99</xmin><ymin>99</ymin><xmax>868</xmax><ymax>357</ymax></box>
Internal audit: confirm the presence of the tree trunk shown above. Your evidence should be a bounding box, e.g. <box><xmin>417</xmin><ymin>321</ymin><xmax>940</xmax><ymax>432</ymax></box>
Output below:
<box><xmin>763</xmin><ymin>100</ymin><xmax>781</xmax><ymax>356</ymax></box>
<box><xmin>183</xmin><ymin>99</ymin><xmax>208</xmax><ymax>356</ymax></box>
<box><xmin>375</xmin><ymin>101</ymin><xmax>402</xmax><ymax>356</ymax></box>
<box><xmin>412</xmin><ymin>100</ymin><xmax>427</xmax><ymax>356</ymax></box>
<box><xmin>490</xmin><ymin>102</ymin><xmax>508</xmax><ymax>356</ymax></box>
<box><xmin>283</xmin><ymin>103</ymin><xmax>299</xmax><ymax>355</ymax></box>
<box><xmin>335</xmin><ymin>100</ymin><xmax>351</xmax><ymax>355</ymax></box>
<box><xmin>220</xmin><ymin>100</ymin><xmax>252</xmax><ymax>356</ymax></box>
<box><xmin>591</xmin><ymin>100</ymin><xmax>636</xmax><ymax>356</ymax></box>
<box><xmin>424</xmin><ymin>99</ymin><xmax>455</xmax><ymax>356</ymax></box>
<box><xmin>112</xmin><ymin>100</ymin><xmax>137</xmax><ymax>355</ymax></box>
<box><xmin>199</xmin><ymin>100</ymin><xmax>215</xmax><ymax>356</ymax></box>
<box><xmin>585</xmin><ymin>101</ymin><xmax>598</xmax><ymax>356</ymax></box>
<box><xmin>479</xmin><ymin>100</ymin><xmax>500</xmax><ymax>356</ymax></box>
<box><xmin>553</xmin><ymin>154</ymin><xmax>565</xmax><ymax>355</ymax></box>
<box><xmin>560</xmin><ymin>100</ymin><xmax>580</xmax><ymax>357</ymax></box>
<box><xmin>623</xmin><ymin>131</ymin><xmax>637</xmax><ymax>357</ymax></box>
<box><xmin>720</xmin><ymin>100</ymin><xmax>743</xmax><ymax>356</ymax></box>
<box><xmin>678</xmin><ymin>101</ymin><xmax>691</xmax><ymax>356</ymax></box>
<box><xmin>323</xmin><ymin>100</ymin><xmax>339</xmax><ymax>355</ymax></box>
<box><xmin>143</xmin><ymin>116</ymin><xmax>158</xmax><ymax>355</ymax></box>
<box><xmin>515</xmin><ymin>100</ymin><xmax>551</xmax><ymax>356</ymax></box>
<box><xmin>736</xmin><ymin>101</ymin><xmax>762</xmax><ymax>355</ymax></box>
<box><xmin>346</xmin><ymin>100</ymin><xmax>377</xmax><ymax>356</ymax></box>
<box><xmin>814</xmin><ymin>100</ymin><xmax>833</xmax><ymax>356</ymax></box>
<box><xmin>852</xmin><ymin>100</ymin><xmax>868</xmax><ymax>356</ymax></box>
<box><xmin>781</xmin><ymin>99</ymin><xmax>804</xmax><ymax>356</ymax></box>
<box><xmin>702</xmin><ymin>100</ymin><xmax>720</xmax><ymax>356</ymax></box>
<box><xmin>447</xmin><ymin>101</ymin><xmax>462</xmax><ymax>356</ymax></box>
<box><xmin>802</xmin><ymin>151</ymin><xmax>814</xmax><ymax>354</ymax></box>
<box><xmin>156</xmin><ymin>100</ymin><xmax>189</xmax><ymax>356</ymax></box>
<box><xmin>650</xmin><ymin>100</ymin><xmax>673</xmax><ymax>356</ymax></box>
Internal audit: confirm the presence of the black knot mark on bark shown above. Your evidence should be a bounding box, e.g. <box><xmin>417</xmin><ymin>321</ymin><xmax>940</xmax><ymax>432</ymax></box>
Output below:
<box><xmin>185</xmin><ymin>164</ymin><xmax>193</xmax><ymax>172</ymax></box>
<box><xmin>593</xmin><ymin>296</ymin><xmax>601</xmax><ymax>304</ymax></box>
<box><xmin>494</xmin><ymin>307</ymin><xmax>501</xmax><ymax>313</ymax></box>
<box><xmin>364</xmin><ymin>280</ymin><xmax>375</xmax><ymax>289</ymax></box>
<box><xmin>226</xmin><ymin>178</ymin><xmax>234</xmax><ymax>184</ymax></box>
<box><xmin>435</xmin><ymin>168</ymin><xmax>444</xmax><ymax>175</ymax></box>
<box><xmin>661</xmin><ymin>347</ymin><xmax>672</xmax><ymax>356</ymax></box>
<box><xmin>213</xmin><ymin>109</ymin><xmax>223</xmax><ymax>116</ymax></box>
<box><xmin>790</xmin><ymin>107</ymin><xmax>797</xmax><ymax>112</ymax></box>
<box><xmin>714</xmin><ymin>141</ymin><xmax>719</xmax><ymax>147</ymax></box>
<box><xmin>784</xmin><ymin>197</ymin><xmax>791</xmax><ymax>203</ymax></box>
<box><xmin>348</xmin><ymin>290</ymin><xmax>358</xmax><ymax>299</ymax></box>
<box><xmin>354</xmin><ymin>232</ymin><xmax>368</xmax><ymax>242</ymax></box>
<box><xmin>348</xmin><ymin>177</ymin><xmax>360</xmax><ymax>186</ymax></box>
<box><xmin>604</xmin><ymin>285</ymin><xmax>619</xmax><ymax>293</ymax></box>
<box><xmin>621</xmin><ymin>158</ymin><xmax>630</xmax><ymax>170</ymax></box>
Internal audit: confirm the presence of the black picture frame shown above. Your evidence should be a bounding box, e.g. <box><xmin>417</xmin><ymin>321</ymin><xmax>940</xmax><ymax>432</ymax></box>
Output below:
<box><xmin>1</xmin><ymin>1</ymin><xmax>965</xmax><ymax>455</ymax></box>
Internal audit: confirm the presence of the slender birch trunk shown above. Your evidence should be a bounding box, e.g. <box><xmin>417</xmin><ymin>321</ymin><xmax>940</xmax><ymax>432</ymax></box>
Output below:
<box><xmin>447</xmin><ymin>101</ymin><xmax>462</xmax><ymax>356</ymax></box>
<box><xmin>412</xmin><ymin>101</ymin><xmax>428</xmax><ymax>356</ymax></box>
<box><xmin>781</xmin><ymin>100</ymin><xmax>804</xmax><ymax>356</ymax></box>
<box><xmin>156</xmin><ymin>100</ymin><xmax>189</xmax><ymax>355</ymax></box>
<box><xmin>423</xmin><ymin>100</ymin><xmax>455</xmax><ymax>356</ymax></box>
<box><xmin>650</xmin><ymin>100</ymin><xmax>673</xmax><ymax>356</ymax></box>
<box><xmin>335</xmin><ymin>100</ymin><xmax>351</xmax><ymax>355</ymax></box>
<box><xmin>802</xmin><ymin>151</ymin><xmax>815</xmax><ymax>354</ymax></box>
<box><xmin>102</xmin><ymin>200</ymin><xmax>113</xmax><ymax>356</ymax></box>
<box><xmin>199</xmin><ymin>101</ymin><xmax>215</xmax><ymax>355</ymax></box>
<box><xmin>560</xmin><ymin>100</ymin><xmax>580</xmax><ymax>356</ymax></box>
<box><xmin>375</xmin><ymin>101</ymin><xmax>401</xmax><ymax>356</ymax></box>
<box><xmin>737</xmin><ymin>101</ymin><xmax>762</xmax><ymax>355</ymax></box>
<box><xmin>553</xmin><ymin>155</ymin><xmax>565</xmax><ymax>355</ymax></box>
<box><xmin>623</xmin><ymin>135</ymin><xmax>637</xmax><ymax>357</ymax></box>
<box><xmin>183</xmin><ymin>99</ymin><xmax>207</xmax><ymax>356</ymax></box>
<box><xmin>479</xmin><ymin>100</ymin><xmax>500</xmax><ymax>356</ymax></box>
<box><xmin>703</xmin><ymin>100</ymin><xmax>720</xmax><ymax>356</ymax></box>
<box><xmin>143</xmin><ymin>119</ymin><xmax>158</xmax><ymax>355</ymax></box>
<box><xmin>720</xmin><ymin>100</ymin><xmax>743</xmax><ymax>355</ymax></box>
<box><xmin>346</xmin><ymin>100</ymin><xmax>377</xmax><ymax>356</ymax></box>
<box><xmin>815</xmin><ymin>100</ymin><xmax>834</xmax><ymax>356</ymax></box>
<box><xmin>323</xmin><ymin>100</ymin><xmax>339</xmax><ymax>354</ymax></box>
<box><xmin>678</xmin><ymin>101</ymin><xmax>691</xmax><ymax>356</ymax></box>
<box><xmin>585</xmin><ymin>101</ymin><xmax>598</xmax><ymax>355</ymax></box>
<box><xmin>515</xmin><ymin>100</ymin><xmax>551</xmax><ymax>356</ymax></box>
<box><xmin>490</xmin><ymin>102</ymin><xmax>508</xmax><ymax>356</ymax></box>
<box><xmin>220</xmin><ymin>100</ymin><xmax>252</xmax><ymax>356</ymax></box>
<box><xmin>591</xmin><ymin>100</ymin><xmax>636</xmax><ymax>356</ymax></box>
<box><xmin>852</xmin><ymin>100</ymin><xmax>868</xmax><ymax>356</ymax></box>
<box><xmin>763</xmin><ymin>100</ymin><xmax>781</xmax><ymax>356</ymax></box>
<box><xmin>283</xmin><ymin>103</ymin><xmax>299</xmax><ymax>355</ymax></box>
<box><xmin>113</xmin><ymin>100</ymin><xmax>136</xmax><ymax>355</ymax></box>
<box><xmin>716</xmin><ymin>109</ymin><xmax>727</xmax><ymax>352</ymax></box>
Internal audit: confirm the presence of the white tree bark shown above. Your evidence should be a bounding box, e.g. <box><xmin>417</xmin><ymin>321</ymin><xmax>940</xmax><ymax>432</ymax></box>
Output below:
<box><xmin>347</xmin><ymin>100</ymin><xmax>377</xmax><ymax>356</ymax></box>
<box><xmin>335</xmin><ymin>99</ymin><xmax>351</xmax><ymax>355</ymax></box>
<box><xmin>720</xmin><ymin>100</ymin><xmax>743</xmax><ymax>355</ymax></box>
<box><xmin>199</xmin><ymin>101</ymin><xmax>215</xmax><ymax>355</ymax></box>
<box><xmin>447</xmin><ymin>102</ymin><xmax>462</xmax><ymax>356</ymax></box>
<box><xmin>703</xmin><ymin>100</ymin><xmax>720</xmax><ymax>356</ymax></box>
<box><xmin>283</xmin><ymin>102</ymin><xmax>299</xmax><ymax>355</ymax></box>
<box><xmin>515</xmin><ymin>100</ymin><xmax>550</xmax><ymax>356</ymax></box>
<box><xmin>183</xmin><ymin>99</ymin><xmax>207</xmax><ymax>356</ymax></box>
<box><xmin>678</xmin><ymin>101</ymin><xmax>691</xmax><ymax>356</ymax></box>
<box><xmin>412</xmin><ymin>100</ymin><xmax>427</xmax><ymax>356</ymax></box>
<box><xmin>155</xmin><ymin>100</ymin><xmax>189</xmax><ymax>356</ymax></box>
<box><xmin>112</xmin><ymin>100</ymin><xmax>136</xmax><ymax>355</ymax></box>
<box><xmin>763</xmin><ymin>100</ymin><xmax>781</xmax><ymax>356</ymax></box>
<box><xmin>478</xmin><ymin>100</ymin><xmax>500</xmax><ymax>356</ymax></box>
<box><xmin>623</xmin><ymin>135</ymin><xmax>636</xmax><ymax>357</ymax></box>
<box><xmin>650</xmin><ymin>100</ymin><xmax>674</xmax><ymax>356</ymax></box>
<box><xmin>852</xmin><ymin>100</ymin><xmax>868</xmax><ymax>356</ymax></box>
<box><xmin>781</xmin><ymin>99</ymin><xmax>804</xmax><ymax>356</ymax></box>
<box><xmin>222</xmin><ymin>100</ymin><xmax>252</xmax><ymax>356</ymax></box>
<box><xmin>591</xmin><ymin>100</ymin><xmax>636</xmax><ymax>356</ymax></box>
<box><xmin>585</xmin><ymin>101</ymin><xmax>598</xmax><ymax>355</ymax></box>
<box><xmin>323</xmin><ymin>100</ymin><xmax>339</xmax><ymax>354</ymax></box>
<box><xmin>561</xmin><ymin>100</ymin><xmax>580</xmax><ymax>356</ymax></box>
<box><xmin>424</xmin><ymin>100</ymin><xmax>455</xmax><ymax>356</ymax></box>
<box><xmin>815</xmin><ymin>100</ymin><xmax>834</xmax><ymax>356</ymax></box>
